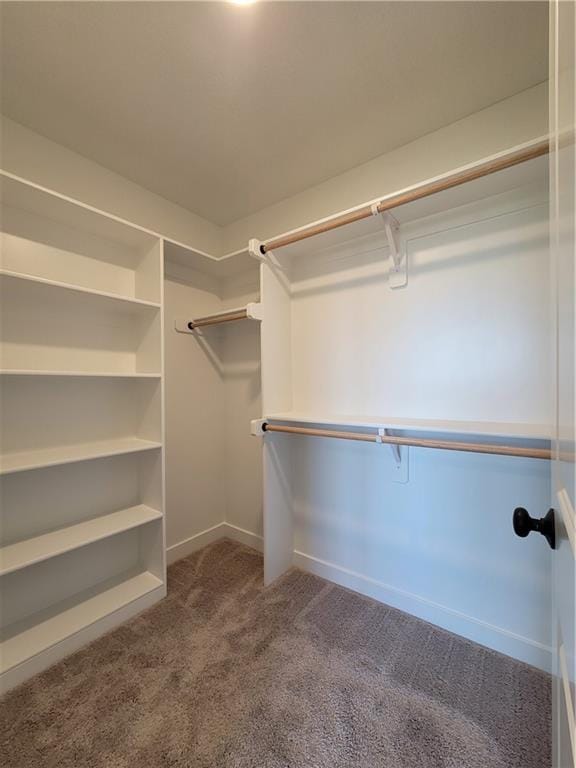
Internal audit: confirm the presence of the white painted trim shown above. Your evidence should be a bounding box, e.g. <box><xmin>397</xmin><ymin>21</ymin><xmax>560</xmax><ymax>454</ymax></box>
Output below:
<box><xmin>0</xmin><ymin>584</ymin><xmax>165</xmax><ymax>695</ymax></box>
<box><xmin>293</xmin><ymin>549</ymin><xmax>552</xmax><ymax>672</ymax></box>
<box><xmin>166</xmin><ymin>523</ymin><xmax>227</xmax><ymax>565</ymax></box>
<box><xmin>167</xmin><ymin>523</ymin><xmax>263</xmax><ymax>566</ymax></box>
<box><xmin>559</xmin><ymin>641</ymin><xmax>576</xmax><ymax>768</ymax></box>
<box><xmin>557</xmin><ymin>487</ymin><xmax>576</xmax><ymax>556</ymax></box>
<box><xmin>222</xmin><ymin>523</ymin><xmax>264</xmax><ymax>553</ymax></box>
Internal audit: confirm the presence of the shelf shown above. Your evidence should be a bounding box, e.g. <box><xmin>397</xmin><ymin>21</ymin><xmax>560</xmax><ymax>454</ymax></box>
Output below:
<box><xmin>0</xmin><ymin>173</ymin><xmax>166</xmax><ymax>691</ymax></box>
<box><xmin>0</xmin><ymin>437</ymin><xmax>162</xmax><ymax>476</ymax></box>
<box><xmin>0</xmin><ymin>569</ymin><xmax>163</xmax><ymax>674</ymax></box>
<box><xmin>164</xmin><ymin>239</ymin><xmax>255</xmax><ymax>278</ymax></box>
<box><xmin>0</xmin><ymin>370</ymin><xmax>161</xmax><ymax>379</ymax></box>
<box><xmin>0</xmin><ymin>505</ymin><xmax>162</xmax><ymax>577</ymax></box>
<box><xmin>0</xmin><ymin>270</ymin><xmax>161</xmax><ymax>314</ymax></box>
<box><xmin>1</xmin><ymin>172</ymin><xmax>158</xmax><ymax>253</ymax></box>
<box><xmin>265</xmin><ymin>412</ymin><xmax>552</xmax><ymax>442</ymax></box>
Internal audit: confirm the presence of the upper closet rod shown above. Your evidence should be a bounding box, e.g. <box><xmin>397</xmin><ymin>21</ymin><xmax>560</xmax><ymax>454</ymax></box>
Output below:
<box><xmin>262</xmin><ymin>423</ymin><xmax>551</xmax><ymax>460</ymax></box>
<box><xmin>188</xmin><ymin>308</ymin><xmax>249</xmax><ymax>329</ymax></box>
<box><xmin>259</xmin><ymin>140</ymin><xmax>549</xmax><ymax>255</ymax></box>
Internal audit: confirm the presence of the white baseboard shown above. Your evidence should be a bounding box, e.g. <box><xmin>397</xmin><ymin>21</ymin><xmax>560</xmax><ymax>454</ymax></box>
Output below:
<box><xmin>167</xmin><ymin>522</ymin><xmax>263</xmax><ymax>565</ymax></box>
<box><xmin>293</xmin><ymin>550</ymin><xmax>552</xmax><ymax>673</ymax></box>
<box><xmin>167</xmin><ymin>527</ymin><xmax>550</xmax><ymax>672</ymax></box>
<box><xmin>166</xmin><ymin>523</ymin><xmax>227</xmax><ymax>564</ymax></box>
<box><xmin>222</xmin><ymin>523</ymin><xmax>264</xmax><ymax>552</ymax></box>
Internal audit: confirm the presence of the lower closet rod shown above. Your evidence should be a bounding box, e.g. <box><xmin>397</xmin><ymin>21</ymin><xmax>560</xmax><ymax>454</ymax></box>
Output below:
<box><xmin>262</xmin><ymin>423</ymin><xmax>551</xmax><ymax>460</ymax></box>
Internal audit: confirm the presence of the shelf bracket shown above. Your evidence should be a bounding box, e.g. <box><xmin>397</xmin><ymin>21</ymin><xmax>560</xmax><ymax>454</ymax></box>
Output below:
<box><xmin>248</xmin><ymin>238</ymin><xmax>283</xmax><ymax>271</ymax></box>
<box><xmin>371</xmin><ymin>206</ymin><xmax>407</xmax><ymax>289</ymax></box>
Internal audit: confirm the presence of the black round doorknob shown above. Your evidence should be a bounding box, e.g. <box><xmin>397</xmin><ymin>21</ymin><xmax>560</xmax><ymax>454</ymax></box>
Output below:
<box><xmin>513</xmin><ymin>507</ymin><xmax>556</xmax><ymax>550</ymax></box>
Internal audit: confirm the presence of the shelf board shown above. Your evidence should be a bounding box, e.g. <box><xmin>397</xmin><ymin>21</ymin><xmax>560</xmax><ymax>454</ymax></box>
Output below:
<box><xmin>0</xmin><ymin>269</ymin><xmax>161</xmax><ymax>314</ymax></box>
<box><xmin>164</xmin><ymin>240</ymin><xmax>255</xmax><ymax>278</ymax></box>
<box><xmin>0</xmin><ymin>505</ymin><xmax>162</xmax><ymax>577</ymax></box>
<box><xmin>0</xmin><ymin>437</ymin><xmax>162</xmax><ymax>476</ymax></box>
<box><xmin>0</xmin><ymin>370</ymin><xmax>161</xmax><ymax>378</ymax></box>
<box><xmin>265</xmin><ymin>412</ymin><xmax>552</xmax><ymax>442</ymax></box>
<box><xmin>0</xmin><ymin>569</ymin><xmax>163</xmax><ymax>674</ymax></box>
<box><xmin>1</xmin><ymin>172</ymin><xmax>159</xmax><ymax>252</ymax></box>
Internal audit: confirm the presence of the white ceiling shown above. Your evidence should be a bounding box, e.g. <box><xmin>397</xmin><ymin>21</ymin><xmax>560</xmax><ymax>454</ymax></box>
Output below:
<box><xmin>1</xmin><ymin>2</ymin><xmax>548</xmax><ymax>226</ymax></box>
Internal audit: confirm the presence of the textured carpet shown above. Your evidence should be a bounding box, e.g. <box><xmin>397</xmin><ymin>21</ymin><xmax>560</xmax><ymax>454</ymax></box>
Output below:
<box><xmin>1</xmin><ymin>539</ymin><xmax>550</xmax><ymax>768</ymax></box>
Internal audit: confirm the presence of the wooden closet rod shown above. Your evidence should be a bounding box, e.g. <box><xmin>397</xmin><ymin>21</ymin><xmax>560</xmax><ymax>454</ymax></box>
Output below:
<box><xmin>259</xmin><ymin>140</ymin><xmax>549</xmax><ymax>254</ymax></box>
<box><xmin>188</xmin><ymin>308</ymin><xmax>248</xmax><ymax>329</ymax></box>
<box><xmin>262</xmin><ymin>423</ymin><xmax>551</xmax><ymax>460</ymax></box>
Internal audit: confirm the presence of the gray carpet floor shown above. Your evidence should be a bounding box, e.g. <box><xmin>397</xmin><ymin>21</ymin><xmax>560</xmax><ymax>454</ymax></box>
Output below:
<box><xmin>1</xmin><ymin>538</ymin><xmax>550</xmax><ymax>768</ymax></box>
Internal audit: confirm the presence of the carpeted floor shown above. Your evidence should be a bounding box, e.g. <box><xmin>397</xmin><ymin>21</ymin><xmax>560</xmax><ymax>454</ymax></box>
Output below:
<box><xmin>1</xmin><ymin>538</ymin><xmax>550</xmax><ymax>768</ymax></box>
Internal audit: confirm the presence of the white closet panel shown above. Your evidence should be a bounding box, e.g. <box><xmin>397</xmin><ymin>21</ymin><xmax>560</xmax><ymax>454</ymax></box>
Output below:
<box><xmin>0</xmin><ymin>173</ymin><xmax>166</xmax><ymax>692</ymax></box>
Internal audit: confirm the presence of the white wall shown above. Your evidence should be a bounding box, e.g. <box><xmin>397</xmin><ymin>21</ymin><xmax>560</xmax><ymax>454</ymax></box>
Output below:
<box><xmin>163</xmin><ymin>264</ymin><xmax>225</xmax><ymax>557</ymax></box>
<box><xmin>163</xmin><ymin>262</ymin><xmax>262</xmax><ymax>561</ymax></box>
<box><xmin>0</xmin><ymin>116</ymin><xmax>222</xmax><ymax>255</ymax></box>
<box><xmin>222</xmin><ymin>83</ymin><xmax>548</xmax><ymax>252</ymax></box>
<box><xmin>292</xmin><ymin>441</ymin><xmax>551</xmax><ymax>668</ymax></box>
<box><xmin>289</xmin><ymin>191</ymin><xmax>551</xmax><ymax>424</ymax></box>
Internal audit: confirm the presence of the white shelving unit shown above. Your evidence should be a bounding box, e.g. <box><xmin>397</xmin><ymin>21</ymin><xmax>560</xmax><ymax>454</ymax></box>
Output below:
<box><xmin>0</xmin><ymin>175</ymin><xmax>166</xmax><ymax>693</ymax></box>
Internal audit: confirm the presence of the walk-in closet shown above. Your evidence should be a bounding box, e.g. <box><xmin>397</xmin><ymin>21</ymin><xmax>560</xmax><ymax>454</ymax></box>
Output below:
<box><xmin>0</xmin><ymin>2</ymin><xmax>574</xmax><ymax>767</ymax></box>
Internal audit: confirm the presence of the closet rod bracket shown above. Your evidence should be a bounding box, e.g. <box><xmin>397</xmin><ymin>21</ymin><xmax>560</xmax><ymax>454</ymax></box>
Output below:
<box><xmin>377</xmin><ymin>428</ymin><xmax>402</xmax><ymax>467</ymax></box>
<box><xmin>250</xmin><ymin>419</ymin><xmax>267</xmax><ymax>437</ymax></box>
<box><xmin>248</xmin><ymin>239</ymin><xmax>283</xmax><ymax>271</ymax></box>
<box><xmin>372</xmin><ymin>206</ymin><xmax>407</xmax><ymax>289</ymax></box>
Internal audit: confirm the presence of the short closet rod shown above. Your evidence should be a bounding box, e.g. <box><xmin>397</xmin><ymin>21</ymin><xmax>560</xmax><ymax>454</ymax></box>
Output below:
<box><xmin>262</xmin><ymin>423</ymin><xmax>551</xmax><ymax>460</ymax></box>
<box><xmin>259</xmin><ymin>140</ymin><xmax>549</xmax><ymax>254</ymax></box>
<box><xmin>188</xmin><ymin>308</ymin><xmax>248</xmax><ymax>329</ymax></box>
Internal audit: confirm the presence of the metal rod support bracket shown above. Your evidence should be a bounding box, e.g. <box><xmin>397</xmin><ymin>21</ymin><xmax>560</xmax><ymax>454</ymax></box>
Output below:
<box><xmin>371</xmin><ymin>206</ymin><xmax>407</xmax><ymax>289</ymax></box>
